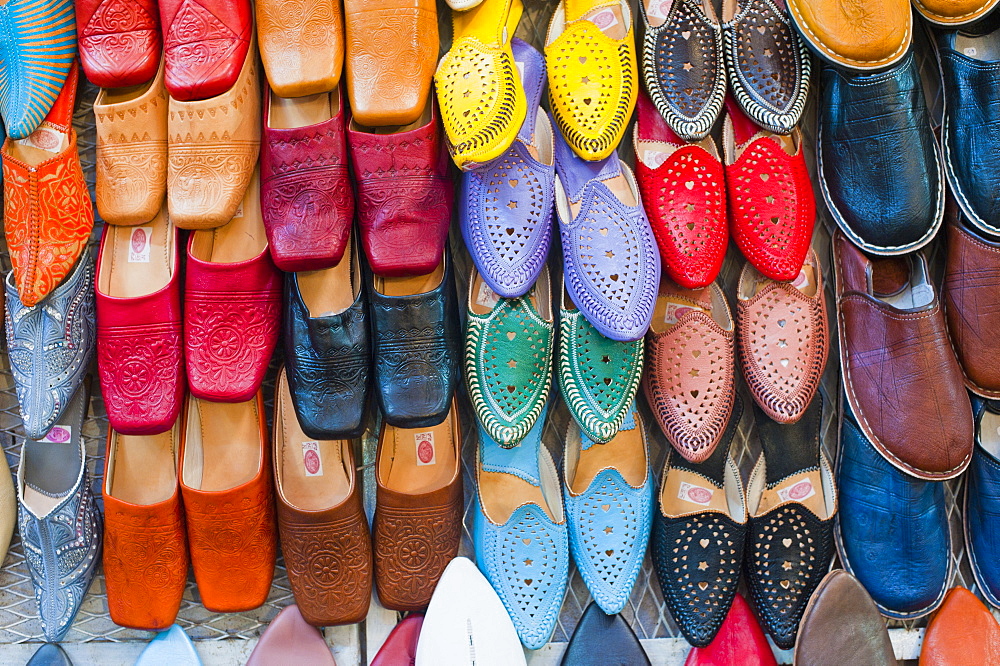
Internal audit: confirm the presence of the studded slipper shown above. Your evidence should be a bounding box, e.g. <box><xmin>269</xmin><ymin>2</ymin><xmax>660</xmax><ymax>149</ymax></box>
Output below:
<box><xmin>744</xmin><ymin>395</ymin><xmax>836</xmax><ymax>650</ymax></box>
<box><xmin>465</xmin><ymin>264</ymin><xmax>554</xmax><ymax>447</ymax></box>
<box><xmin>460</xmin><ymin>37</ymin><xmax>555</xmax><ymax>299</ymax></box>
<box><xmin>558</xmin><ymin>280</ymin><xmax>644</xmax><ymax>445</ymax></box>
<box><xmin>546</xmin><ymin>0</ymin><xmax>638</xmax><ymax>160</ymax></box>
<box><xmin>652</xmin><ymin>396</ymin><xmax>747</xmax><ymax>647</ymax></box>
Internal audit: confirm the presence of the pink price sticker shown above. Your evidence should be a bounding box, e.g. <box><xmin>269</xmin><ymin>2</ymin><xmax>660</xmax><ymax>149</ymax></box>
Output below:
<box><xmin>777</xmin><ymin>478</ymin><xmax>815</xmax><ymax>503</ymax></box>
<box><xmin>301</xmin><ymin>441</ymin><xmax>324</xmax><ymax>477</ymax></box>
<box><xmin>677</xmin><ymin>481</ymin><xmax>713</xmax><ymax>506</ymax></box>
<box><xmin>415</xmin><ymin>432</ymin><xmax>436</xmax><ymax>466</ymax></box>
<box><xmin>128</xmin><ymin>227</ymin><xmax>152</xmax><ymax>263</ymax></box>
<box><xmin>41</xmin><ymin>426</ymin><xmax>71</xmax><ymax>444</ymax></box>
<box><xmin>589</xmin><ymin>8</ymin><xmax>619</xmax><ymax>30</ymax></box>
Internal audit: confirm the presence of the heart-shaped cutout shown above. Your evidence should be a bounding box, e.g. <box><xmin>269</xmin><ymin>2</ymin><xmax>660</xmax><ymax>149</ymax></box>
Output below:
<box><xmin>601</xmin><ymin>504</ymin><xmax>611</xmax><ymax>512</ymax></box>
<box><xmin>757</xmin><ymin>25</ymin><xmax>766</xmax><ymax>34</ymax></box>
<box><xmin>780</xmin><ymin>358</ymin><xmax>789</xmax><ymax>367</ymax></box>
<box><xmin>682</xmin><ymin>30</ymin><xmax>691</xmax><ymax>39</ymax></box>
<box><xmin>760</xmin><ymin>173</ymin><xmax>770</xmax><ymax>182</ymax></box>
<box><xmin>609</xmin><ymin>274</ymin><xmax>619</xmax><ymax>282</ymax></box>
<box><xmin>698</xmin><ymin>581</ymin><xmax>708</xmax><ymax>590</ymax></box>
<box><xmin>524</xmin><ymin>579</ymin><xmax>533</xmax><ymax>585</ymax></box>
<box><xmin>777</xmin><ymin>319</ymin><xmax>786</xmax><ymax>328</ymax></box>
<box><xmin>606</xmin><ymin>550</ymin><xmax>614</xmax><ymax>557</ymax></box>
<box><xmin>579</xmin><ymin>56</ymin><xmax>587</xmax><ymax>63</ymax></box>
<box><xmin>507</xmin><ymin>385</ymin><xmax>516</xmax><ymax>393</ymax></box>
<box><xmin>507</xmin><ymin>331</ymin><xmax>516</xmax><ymax>340</ymax></box>
<box><xmin>685</xmin><ymin>181</ymin><xmax>694</xmax><ymax>190</ymax></box>
<box><xmin>604</xmin><ymin>377</ymin><xmax>612</xmax><ymax>385</ymax></box>
<box><xmin>463</xmin><ymin>109</ymin><xmax>471</xmax><ymax>117</ymax></box>
<box><xmin>509</xmin><ymin>179</ymin><xmax>518</xmax><ymax>188</ymax></box>
<box><xmin>583</xmin><ymin>98</ymin><xmax>593</xmax><ymax>106</ymax></box>
<box><xmin>506</xmin><ymin>227</ymin><xmax>515</xmax><ymax>236</ymax></box>
<box><xmin>599</xmin><ymin>228</ymin><xmax>609</xmax><ymax>236</ymax></box>
<box><xmin>780</xmin><ymin>580</ymin><xmax>790</xmax><ymax>589</ymax></box>
<box><xmin>692</xmin><ymin>350</ymin><xmax>701</xmax><ymax>358</ymax></box>
<box><xmin>690</xmin><ymin>390</ymin><xmax>699</xmax><ymax>398</ymax></box>
<box><xmin>700</xmin><ymin>538</ymin><xmax>710</xmax><ymax>548</ymax></box>
<box><xmin>783</xmin><ymin>538</ymin><xmax>792</xmax><ymax>547</ymax></box>
<box><xmin>523</xmin><ymin>538</ymin><xmax>531</xmax><ymax>545</ymax></box>
<box><xmin>686</xmin><ymin>222</ymin><xmax>695</xmax><ymax>231</ymax></box>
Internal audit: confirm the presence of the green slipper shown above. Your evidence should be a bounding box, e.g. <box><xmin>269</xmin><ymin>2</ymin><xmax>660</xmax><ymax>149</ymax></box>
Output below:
<box><xmin>558</xmin><ymin>283</ymin><xmax>643</xmax><ymax>443</ymax></box>
<box><xmin>465</xmin><ymin>265</ymin><xmax>554</xmax><ymax>447</ymax></box>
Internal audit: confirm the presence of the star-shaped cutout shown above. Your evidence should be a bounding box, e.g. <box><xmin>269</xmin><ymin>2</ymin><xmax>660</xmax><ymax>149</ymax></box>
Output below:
<box><xmin>698</xmin><ymin>561</ymin><xmax>708</xmax><ymax>571</ymax></box>
<box><xmin>763</xmin><ymin>48</ymin><xmax>772</xmax><ymax>58</ymax></box>
<box><xmin>581</xmin><ymin>76</ymin><xmax>590</xmax><ymax>84</ymax></box>
<box><xmin>524</xmin><ymin>558</ymin><xmax>533</xmax><ymax>566</ymax></box>
<box><xmin>507</xmin><ymin>200</ymin><xmax>518</xmax><ymax>209</ymax></box>
<box><xmin>605</xmin><ymin>250</ymin><xmax>614</xmax><ymax>259</ymax></box>
<box><xmin>689</xmin><ymin>368</ymin><xmax>700</xmax><ymax>377</ymax></box>
<box><xmin>604</xmin><ymin>526</ymin><xmax>614</xmax><ymax>535</ymax></box>
<box><xmin>683</xmin><ymin>62</ymin><xmax>693</xmax><ymax>72</ymax></box>
<box><xmin>508</xmin><ymin>359</ymin><xmax>517</xmax><ymax>369</ymax></box>
<box><xmin>782</xmin><ymin>561</ymin><xmax>792</xmax><ymax>571</ymax></box>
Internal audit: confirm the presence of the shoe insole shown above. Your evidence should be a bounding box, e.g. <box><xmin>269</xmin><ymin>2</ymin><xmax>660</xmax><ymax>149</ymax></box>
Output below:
<box><xmin>188</xmin><ymin>169</ymin><xmax>266</xmax><ymax>264</ymax></box>
<box><xmin>980</xmin><ymin>407</ymin><xmax>1000</xmax><ymax>458</ymax></box>
<box><xmin>955</xmin><ymin>31</ymin><xmax>1000</xmax><ymax>61</ymax></box>
<box><xmin>479</xmin><ymin>466</ymin><xmax>556</xmax><ymax>524</ymax></box>
<box><xmin>378</xmin><ymin>407</ymin><xmax>458</xmax><ymax>496</ymax></box>
<box><xmin>276</xmin><ymin>370</ymin><xmax>352</xmax><ymax>512</ymax></box>
<box><xmin>454</xmin><ymin>0</ymin><xmax>523</xmax><ymax>45</ymax></box>
<box><xmin>742</xmin><ymin>263</ymin><xmax>818</xmax><ymax>300</ymax></box>
<box><xmin>565</xmin><ymin>1</ymin><xmax>628</xmax><ymax>39</ymax></box>
<box><xmin>7</xmin><ymin>121</ymin><xmax>70</xmax><ymax>165</ymax></box>
<box><xmin>98</xmin><ymin>206</ymin><xmax>173</xmax><ymax>299</ymax></box>
<box><xmin>22</xmin><ymin>389</ymin><xmax>88</xmax><ymax>516</ymax></box>
<box><xmin>183</xmin><ymin>396</ymin><xmax>262</xmax><ymax>492</ymax></box>
<box><xmin>99</xmin><ymin>78</ymin><xmax>154</xmax><ymax>107</ymax></box>
<box><xmin>568</xmin><ymin>413</ymin><xmax>646</xmax><ymax>494</ymax></box>
<box><xmin>566</xmin><ymin>169</ymin><xmax>635</xmax><ymax>217</ymax></box>
<box><xmin>635</xmin><ymin>135</ymin><xmax>720</xmax><ymax>168</ymax></box>
<box><xmin>725</xmin><ymin>106</ymin><xmax>798</xmax><ymax>160</ymax></box>
<box><xmin>871</xmin><ymin>255</ymin><xmax>934</xmax><ymax>309</ymax></box>
<box><xmin>644</xmin><ymin>0</ymin><xmax>717</xmax><ymax>27</ymax></box>
<box><xmin>649</xmin><ymin>282</ymin><xmax>728</xmax><ymax>334</ymax></box>
<box><xmin>375</xmin><ymin>259</ymin><xmax>445</xmax><ymax>298</ymax></box>
<box><xmin>354</xmin><ymin>100</ymin><xmax>433</xmax><ymax>136</ymax></box>
<box><xmin>468</xmin><ymin>265</ymin><xmax>551</xmax><ymax>319</ymax></box>
<box><xmin>297</xmin><ymin>237</ymin><xmax>357</xmax><ymax>317</ymax></box>
<box><xmin>108</xmin><ymin>428</ymin><xmax>178</xmax><ymax>506</ymax></box>
<box><xmin>268</xmin><ymin>90</ymin><xmax>336</xmax><ymax>129</ymax></box>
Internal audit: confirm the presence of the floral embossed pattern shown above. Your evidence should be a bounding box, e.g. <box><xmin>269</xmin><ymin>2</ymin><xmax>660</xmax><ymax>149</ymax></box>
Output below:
<box><xmin>257</xmin><ymin>0</ymin><xmax>343</xmax><ymax>97</ymax></box>
<box><xmin>76</xmin><ymin>0</ymin><xmax>161</xmax><ymax>88</ymax></box>
<box><xmin>160</xmin><ymin>0</ymin><xmax>252</xmax><ymax>100</ymax></box>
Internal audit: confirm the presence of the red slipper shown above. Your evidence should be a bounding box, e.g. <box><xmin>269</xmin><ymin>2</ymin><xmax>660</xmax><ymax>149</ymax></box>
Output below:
<box><xmin>684</xmin><ymin>593</ymin><xmax>777</xmax><ymax>666</ymax></box>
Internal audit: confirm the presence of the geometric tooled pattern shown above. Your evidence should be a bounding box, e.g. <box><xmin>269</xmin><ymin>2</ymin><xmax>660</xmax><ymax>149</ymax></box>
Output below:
<box><xmin>653</xmin><ymin>511</ymin><xmax>747</xmax><ymax>647</ymax></box>
<box><xmin>167</xmin><ymin>148</ymin><xmax>259</xmax><ymax>221</ymax></box>
<box><xmin>436</xmin><ymin>38</ymin><xmax>524</xmax><ymax>168</ymax></box>
<box><xmin>547</xmin><ymin>21</ymin><xmax>636</xmax><ymax>160</ymax></box>
<box><xmin>738</xmin><ymin>283</ymin><xmax>827</xmax><ymax>423</ymax></box>
<box><xmin>561</xmin><ymin>183</ymin><xmax>659</xmax><ymax>340</ymax></box>
<box><xmin>565</xmin><ymin>468</ymin><xmax>653</xmax><ymax>614</ymax></box>
<box><xmin>465</xmin><ymin>295</ymin><xmax>553</xmax><ymax>447</ymax></box>
<box><xmin>5</xmin><ymin>252</ymin><xmax>95</xmax><ymax>440</ymax></box>
<box><xmin>79</xmin><ymin>0</ymin><xmax>160</xmax><ymax>87</ymax></box>
<box><xmin>0</xmin><ymin>0</ymin><xmax>76</xmax><ymax>138</ymax></box>
<box><xmin>373</xmin><ymin>500</ymin><xmax>463</xmax><ymax>610</ymax></box>
<box><xmin>19</xmin><ymin>469</ymin><xmax>103</xmax><ymax>642</ymax></box>
<box><xmin>462</xmin><ymin>140</ymin><xmax>554</xmax><ymax>297</ymax></box>
<box><xmin>726</xmin><ymin>137</ymin><xmax>813</xmax><ymax>282</ymax></box>
<box><xmin>722</xmin><ymin>0</ymin><xmax>810</xmax><ymax>134</ymax></box>
<box><xmin>745</xmin><ymin>504</ymin><xmax>834</xmax><ymax>649</ymax></box>
<box><xmin>635</xmin><ymin>145</ymin><xmax>727</xmax><ymax>289</ymax></box>
<box><xmin>558</xmin><ymin>308</ymin><xmax>643</xmax><ymax>444</ymax></box>
<box><xmin>162</xmin><ymin>0</ymin><xmax>242</xmax><ymax>95</ymax></box>
<box><xmin>644</xmin><ymin>313</ymin><xmax>735</xmax><ymax>462</ymax></box>
<box><xmin>643</xmin><ymin>0</ymin><xmax>725</xmax><ymax>141</ymax></box>
<box><xmin>477</xmin><ymin>503</ymin><xmax>569</xmax><ymax>650</ymax></box>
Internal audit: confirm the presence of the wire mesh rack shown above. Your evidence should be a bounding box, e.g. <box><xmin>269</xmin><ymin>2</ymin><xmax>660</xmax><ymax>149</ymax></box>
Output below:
<box><xmin>0</xmin><ymin>1</ymin><xmax>986</xmax><ymax>663</ymax></box>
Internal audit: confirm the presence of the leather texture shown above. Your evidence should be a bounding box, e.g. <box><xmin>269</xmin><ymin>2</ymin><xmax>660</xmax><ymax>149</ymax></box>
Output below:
<box><xmin>555</xmin><ymin>130</ymin><xmax>660</xmax><ymax>342</ymax></box>
<box><xmin>473</xmin><ymin>407</ymin><xmax>569</xmax><ymax>650</ymax></box>
<box><xmin>344</xmin><ymin>0</ymin><xmax>438</xmax><ymax>126</ymax></box>
<box><xmin>245</xmin><ymin>605</ymin><xmax>337</xmax><ymax>666</ymax></box>
<box><xmin>5</xmin><ymin>247</ymin><xmax>94</xmax><ymax>441</ymax></box>
<box><xmin>943</xmin><ymin>217</ymin><xmax>1000</xmax><ymax>397</ymax></box>
<box><xmin>369</xmin><ymin>255</ymin><xmax>461</xmax><ymax>429</ymax></box>
<box><xmin>0</xmin><ymin>0</ymin><xmax>76</xmax><ymax>139</ymax></box>
<box><xmin>634</xmin><ymin>91</ymin><xmax>727</xmax><ymax>290</ymax></box>
<box><xmin>744</xmin><ymin>397</ymin><xmax>836</xmax><ymax>650</ymax></box>
<box><xmin>919</xmin><ymin>587</ymin><xmax>1000</xmax><ymax>665</ymax></box>
<box><xmin>545</xmin><ymin>0</ymin><xmax>638</xmax><ymax>160</ymax></box>
<box><xmin>640</xmin><ymin>0</ymin><xmax>724</xmax><ymax>141</ymax></box>
<box><xmin>834</xmin><ymin>232</ymin><xmax>974</xmax><ymax>480</ymax></box>
<box><xmin>915</xmin><ymin>0</ymin><xmax>1000</xmax><ymax>24</ymax></box>
<box><xmin>284</xmin><ymin>261</ymin><xmax>371</xmax><ymax>441</ymax></box>
<box><xmin>415</xmin><ymin>557</ymin><xmax>527</xmax><ymax>666</ymax></box>
<box><xmin>722</xmin><ymin>0</ymin><xmax>810</xmax><ymax>134</ymax></box>
<box><xmin>373</xmin><ymin>406</ymin><xmax>464</xmax><ymax>611</ymax></box>
<box><xmin>724</xmin><ymin>97</ymin><xmax>814</xmax><ymax>282</ymax></box>
<box><xmin>965</xmin><ymin>397</ymin><xmax>1000</xmax><ymax>609</ymax></box>
<box><xmin>736</xmin><ymin>249</ymin><xmax>828</xmax><ymax>424</ymax></box>
<box><xmin>682</xmin><ymin>593</ymin><xmax>776</xmax><ymax>666</ymax></box>
<box><xmin>465</xmin><ymin>268</ymin><xmax>553</xmax><ymax>447</ymax></box>
<box><xmin>17</xmin><ymin>389</ymin><xmax>101</xmax><ymax>642</ymax></box>
<box><xmin>560</xmin><ymin>601</ymin><xmax>651</xmax><ymax>666</ymax></box>
<box><xmin>94</xmin><ymin>59</ymin><xmax>168</xmax><ymax>226</ymax></box>
<box><xmin>180</xmin><ymin>393</ymin><xmax>276</xmax><ymax>613</ymax></box>
<box><xmin>256</xmin><ymin>0</ymin><xmax>343</xmax><ymax>98</ymax></box>
<box><xmin>559</xmin><ymin>286</ymin><xmax>644</xmax><ymax>445</ymax></box>
<box><xmin>347</xmin><ymin>99</ymin><xmax>453</xmax><ymax>278</ymax></box>
<box><xmin>26</xmin><ymin>644</ymin><xmax>73</xmax><ymax>666</ymax></box>
<box><xmin>819</xmin><ymin>53</ymin><xmax>943</xmax><ymax>254</ymax></box>
<box><xmin>167</xmin><ymin>38</ymin><xmax>260</xmax><ymax>229</ymax></box>
<box><xmin>274</xmin><ymin>369</ymin><xmax>372</xmax><ymax>626</ymax></box>
<box><xmin>939</xmin><ymin>28</ymin><xmax>1000</xmax><ymax>237</ymax></box>
<box><xmin>3</xmin><ymin>64</ymin><xmax>94</xmax><ymax>308</ymax></box>
<box><xmin>564</xmin><ymin>408</ymin><xmax>653</xmax><ymax>615</ymax></box>
<box><xmin>653</xmin><ymin>397</ymin><xmax>746</xmax><ymax>648</ymax></box>
<box><xmin>96</xmin><ymin>211</ymin><xmax>184</xmax><ymax>436</ymax></box>
<box><xmin>184</xmin><ymin>218</ymin><xmax>282</xmax><ymax>403</ymax></box>
<box><xmin>644</xmin><ymin>281</ymin><xmax>735</xmax><ymax>463</ymax></box>
<box><xmin>371</xmin><ymin>615</ymin><xmax>423</xmax><ymax>666</ymax></box>
<box><xmin>793</xmin><ymin>569</ymin><xmax>896</xmax><ymax>666</ymax></box>
<box><xmin>102</xmin><ymin>418</ymin><xmax>188</xmax><ymax>631</ymax></box>
<box><xmin>785</xmin><ymin>0</ymin><xmax>911</xmax><ymax>69</ymax></box>
<box><xmin>837</xmin><ymin>400</ymin><xmax>950</xmax><ymax>619</ymax></box>
<box><xmin>460</xmin><ymin>38</ymin><xmax>554</xmax><ymax>299</ymax></box>
<box><xmin>434</xmin><ymin>0</ymin><xmax>526</xmax><ymax>170</ymax></box>
<box><xmin>159</xmin><ymin>0</ymin><xmax>252</xmax><ymax>101</ymax></box>
<box><xmin>134</xmin><ymin>625</ymin><xmax>202</xmax><ymax>666</ymax></box>
<box><xmin>261</xmin><ymin>87</ymin><xmax>353</xmax><ymax>273</ymax></box>
<box><xmin>75</xmin><ymin>0</ymin><xmax>160</xmax><ymax>88</ymax></box>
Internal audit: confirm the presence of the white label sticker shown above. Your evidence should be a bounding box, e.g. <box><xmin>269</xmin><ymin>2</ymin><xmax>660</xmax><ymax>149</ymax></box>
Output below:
<box><xmin>966</xmin><ymin>47</ymin><xmax>978</xmax><ymax>57</ymax></box>
<box><xmin>642</xmin><ymin>150</ymin><xmax>671</xmax><ymax>169</ymax></box>
<box><xmin>16</xmin><ymin>126</ymin><xmax>65</xmax><ymax>154</ymax></box>
<box><xmin>590</xmin><ymin>7</ymin><xmax>619</xmax><ymax>30</ymax></box>
<box><xmin>646</xmin><ymin>0</ymin><xmax>673</xmax><ymax>20</ymax></box>
<box><xmin>128</xmin><ymin>227</ymin><xmax>153</xmax><ymax>263</ymax></box>
<box><xmin>663</xmin><ymin>300</ymin><xmax>704</xmax><ymax>325</ymax></box>
<box><xmin>777</xmin><ymin>478</ymin><xmax>815</xmax><ymax>503</ymax></box>
<box><xmin>301</xmin><ymin>441</ymin><xmax>324</xmax><ymax>477</ymax></box>
<box><xmin>476</xmin><ymin>281</ymin><xmax>501</xmax><ymax>309</ymax></box>
<box><xmin>677</xmin><ymin>481</ymin><xmax>714</xmax><ymax>506</ymax></box>
<box><xmin>790</xmin><ymin>267</ymin><xmax>811</xmax><ymax>292</ymax></box>
<box><xmin>40</xmin><ymin>425</ymin><xmax>72</xmax><ymax>444</ymax></box>
<box><xmin>232</xmin><ymin>201</ymin><xmax>244</xmax><ymax>219</ymax></box>
<box><xmin>415</xmin><ymin>432</ymin><xmax>436</xmax><ymax>466</ymax></box>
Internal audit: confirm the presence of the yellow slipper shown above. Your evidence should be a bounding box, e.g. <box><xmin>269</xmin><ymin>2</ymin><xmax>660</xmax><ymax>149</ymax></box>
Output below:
<box><xmin>545</xmin><ymin>0</ymin><xmax>638</xmax><ymax>161</ymax></box>
<box><xmin>435</xmin><ymin>0</ymin><xmax>526</xmax><ymax>170</ymax></box>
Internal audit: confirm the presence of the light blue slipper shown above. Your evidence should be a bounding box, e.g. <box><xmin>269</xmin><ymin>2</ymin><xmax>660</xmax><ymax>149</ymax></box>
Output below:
<box><xmin>135</xmin><ymin>625</ymin><xmax>201</xmax><ymax>666</ymax></box>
